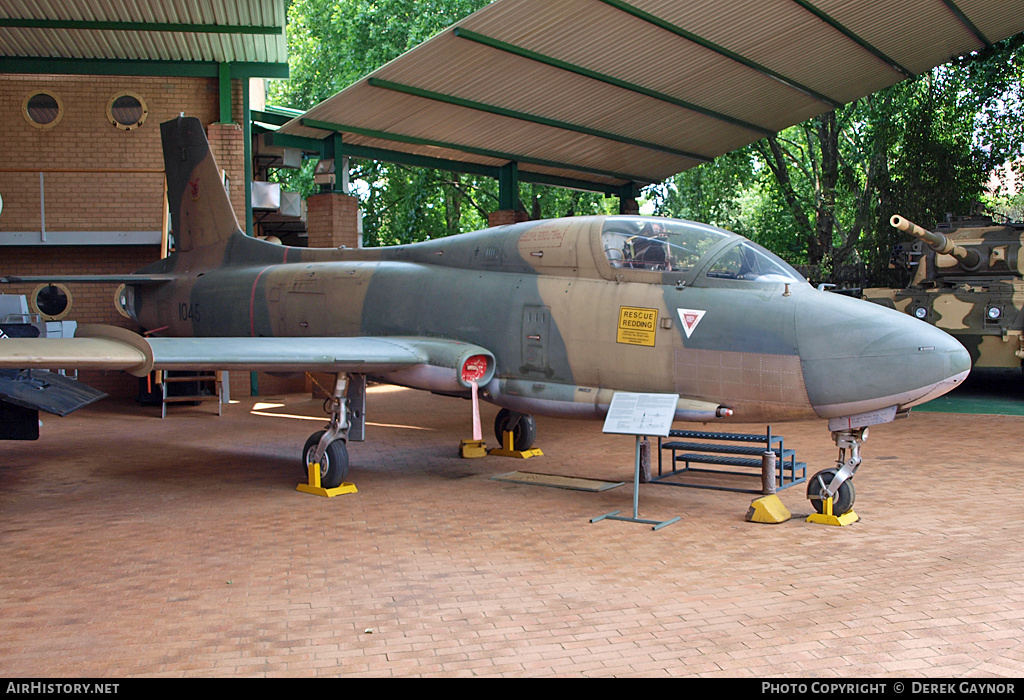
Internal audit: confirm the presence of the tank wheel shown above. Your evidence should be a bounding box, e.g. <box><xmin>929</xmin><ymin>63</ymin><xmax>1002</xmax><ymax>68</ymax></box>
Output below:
<box><xmin>807</xmin><ymin>468</ymin><xmax>856</xmax><ymax>516</ymax></box>
<box><xmin>302</xmin><ymin>430</ymin><xmax>349</xmax><ymax>489</ymax></box>
<box><xmin>493</xmin><ymin>409</ymin><xmax>537</xmax><ymax>451</ymax></box>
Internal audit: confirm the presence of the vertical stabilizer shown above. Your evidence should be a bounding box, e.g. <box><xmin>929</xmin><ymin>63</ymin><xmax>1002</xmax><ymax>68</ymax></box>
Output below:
<box><xmin>161</xmin><ymin>116</ymin><xmax>242</xmax><ymax>252</ymax></box>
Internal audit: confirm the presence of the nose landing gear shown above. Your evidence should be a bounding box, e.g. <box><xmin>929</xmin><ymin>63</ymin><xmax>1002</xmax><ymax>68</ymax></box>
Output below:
<box><xmin>297</xmin><ymin>372</ymin><xmax>359</xmax><ymax>496</ymax></box>
<box><xmin>806</xmin><ymin>427</ymin><xmax>864</xmax><ymax>526</ymax></box>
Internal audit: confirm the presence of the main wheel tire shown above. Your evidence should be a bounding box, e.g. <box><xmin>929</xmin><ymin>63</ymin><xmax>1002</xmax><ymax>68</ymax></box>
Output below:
<box><xmin>493</xmin><ymin>408</ymin><xmax>537</xmax><ymax>451</ymax></box>
<box><xmin>806</xmin><ymin>468</ymin><xmax>855</xmax><ymax>515</ymax></box>
<box><xmin>302</xmin><ymin>431</ymin><xmax>349</xmax><ymax>489</ymax></box>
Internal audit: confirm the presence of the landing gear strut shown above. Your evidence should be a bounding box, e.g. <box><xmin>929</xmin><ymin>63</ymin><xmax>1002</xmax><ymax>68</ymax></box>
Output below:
<box><xmin>299</xmin><ymin>373</ymin><xmax>357</xmax><ymax>493</ymax></box>
<box><xmin>806</xmin><ymin>427</ymin><xmax>865</xmax><ymax>524</ymax></box>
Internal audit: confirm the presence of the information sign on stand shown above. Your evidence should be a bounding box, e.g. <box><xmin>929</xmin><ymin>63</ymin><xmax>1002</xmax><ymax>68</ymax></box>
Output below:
<box><xmin>591</xmin><ymin>392</ymin><xmax>681</xmax><ymax>530</ymax></box>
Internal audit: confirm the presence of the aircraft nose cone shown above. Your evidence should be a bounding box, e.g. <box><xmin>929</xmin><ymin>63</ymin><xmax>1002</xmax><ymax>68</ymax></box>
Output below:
<box><xmin>797</xmin><ymin>291</ymin><xmax>970</xmax><ymax>418</ymax></box>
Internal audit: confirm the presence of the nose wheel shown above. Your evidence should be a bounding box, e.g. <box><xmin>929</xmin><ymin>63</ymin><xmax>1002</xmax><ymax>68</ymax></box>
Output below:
<box><xmin>298</xmin><ymin>373</ymin><xmax>357</xmax><ymax>496</ymax></box>
<box><xmin>303</xmin><ymin>430</ymin><xmax>349</xmax><ymax>488</ymax></box>
<box><xmin>807</xmin><ymin>467</ymin><xmax>855</xmax><ymax>516</ymax></box>
<box><xmin>806</xmin><ymin>427</ymin><xmax>864</xmax><ymax>525</ymax></box>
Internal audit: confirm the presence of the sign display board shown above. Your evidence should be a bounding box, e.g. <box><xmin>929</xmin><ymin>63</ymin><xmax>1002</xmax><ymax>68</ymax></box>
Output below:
<box><xmin>602</xmin><ymin>392</ymin><xmax>678</xmax><ymax>437</ymax></box>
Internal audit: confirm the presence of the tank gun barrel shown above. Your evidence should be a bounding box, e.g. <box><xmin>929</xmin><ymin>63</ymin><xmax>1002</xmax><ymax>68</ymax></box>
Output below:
<box><xmin>890</xmin><ymin>215</ymin><xmax>981</xmax><ymax>269</ymax></box>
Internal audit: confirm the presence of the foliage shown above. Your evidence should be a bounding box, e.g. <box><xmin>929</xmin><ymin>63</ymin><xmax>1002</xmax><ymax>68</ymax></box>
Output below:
<box><xmin>268</xmin><ymin>0</ymin><xmax>615</xmax><ymax>246</ymax></box>
<box><xmin>270</xmin><ymin>4</ymin><xmax>1023</xmax><ymax>268</ymax></box>
<box><xmin>656</xmin><ymin>33</ymin><xmax>1024</xmax><ymax>286</ymax></box>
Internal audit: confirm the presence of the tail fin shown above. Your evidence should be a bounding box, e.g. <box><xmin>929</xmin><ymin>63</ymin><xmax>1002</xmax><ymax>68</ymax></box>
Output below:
<box><xmin>161</xmin><ymin>116</ymin><xmax>242</xmax><ymax>252</ymax></box>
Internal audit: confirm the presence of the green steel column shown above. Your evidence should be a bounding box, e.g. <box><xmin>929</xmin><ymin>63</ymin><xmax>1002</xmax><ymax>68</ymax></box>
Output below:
<box><xmin>243</xmin><ymin>77</ymin><xmax>257</xmax><ymax>397</ymax></box>
<box><xmin>243</xmin><ymin>78</ymin><xmax>252</xmax><ymax>237</ymax></box>
<box><xmin>218</xmin><ymin>62</ymin><xmax>232</xmax><ymax>123</ymax></box>
<box><xmin>498</xmin><ymin>162</ymin><xmax>520</xmax><ymax>212</ymax></box>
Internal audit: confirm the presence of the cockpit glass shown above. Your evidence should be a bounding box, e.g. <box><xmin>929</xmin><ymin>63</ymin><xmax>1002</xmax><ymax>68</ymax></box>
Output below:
<box><xmin>705</xmin><ymin>242</ymin><xmax>802</xmax><ymax>283</ymax></box>
<box><xmin>601</xmin><ymin>219</ymin><xmax>731</xmax><ymax>273</ymax></box>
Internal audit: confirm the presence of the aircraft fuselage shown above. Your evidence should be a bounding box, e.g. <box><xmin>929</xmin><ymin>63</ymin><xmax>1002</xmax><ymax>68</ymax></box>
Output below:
<box><xmin>129</xmin><ymin>215</ymin><xmax>969</xmax><ymax>426</ymax></box>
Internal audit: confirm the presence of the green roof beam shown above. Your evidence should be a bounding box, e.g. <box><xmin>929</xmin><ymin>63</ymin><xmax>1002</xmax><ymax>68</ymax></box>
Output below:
<box><xmin>940</xmin><ymin>0</ymin><xmax>992</xmax><ymax>47</ymax></box>
<box><xmin>299</xmin><ymin>117</ymin><xmax>655</xmax><ymax>185</ymax></box>
<box><xmin>0</xmin><ymin>57</ymin><xmax>288</xmax><ymax>79</ymax></box>
<box><xmin>262</xmin><ymin>130</ymin><xmax>324</xmax><ymax>155</ymax></box>
<box><xmin>342</xmin><ymin>144</ymin><xmax>502</xmax><ymax>179</ymax></box>
<box><xmin>366</xmin><ymin>77</ymin><xmax>712</xmax><ymax>163</ymax></box>
<box><xmin>596</xmin><ymin>0</ymin><xmax>842</xmax><ymax>109</ymax></box>
<box><xmin>262</xmin><ymin>129</ymin><xmax>631</xmax><ymax>196</ymax></box>
<box><xmin>452</xmin><ymin>27</ymin><xmax>775</xmax><ymax>138</ymax></box>
<box><xmin>789</xmin><ymin>0</ymin><xmax>913</xmax><ymax>77</ymax></box>
<box><xmin>0</xmin><ymin>18</ymin><xmax>282</xmax><ymax>35</ymax></box>
<box><xmin>519</xmin><ymin>171</ymin><xmax>630</xmax><ymax>197</ymax></box>
<box><xmin>251</xmin><ymin>109</ymin><xmax>292</xmax><ymax>127</ymax></box>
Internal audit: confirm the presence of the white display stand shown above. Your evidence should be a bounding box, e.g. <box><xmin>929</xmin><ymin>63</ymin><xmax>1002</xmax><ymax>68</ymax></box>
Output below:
<box><xmin>591</xmin><ymin>392</ymin><xmax>681</xmax><ymax>530</ymax></box>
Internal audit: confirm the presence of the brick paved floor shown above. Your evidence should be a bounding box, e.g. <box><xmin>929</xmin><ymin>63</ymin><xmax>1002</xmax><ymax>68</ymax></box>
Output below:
<box><xmin>1</xmin><ymin>386</ymin><xmax>1022</xmax><ymax>677</ymax></box>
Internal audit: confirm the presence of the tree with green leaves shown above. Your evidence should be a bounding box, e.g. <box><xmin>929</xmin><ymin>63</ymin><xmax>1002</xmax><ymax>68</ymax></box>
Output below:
<box><xmin>655</xmin><ymin>34</ymin><xmax>1024</xmax><ymax>285</ymax></box>
<box><xmin>269</xmin><ymin>0</ymin><xmax>616</xmax><ymax>246</ymax></box>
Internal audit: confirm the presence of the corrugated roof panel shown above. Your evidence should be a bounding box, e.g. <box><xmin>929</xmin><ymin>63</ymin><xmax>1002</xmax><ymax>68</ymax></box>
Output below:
<box><xmin>300</xmin><ymin>82</ymin><xmax>695</xmax><ymax>182</ymax></box>
<box><xmin>952</xmin><ymin>0</ymin><xmax>1024</xmax><ymax>44</ymax></box>
<box><xmin>374</xmin><ymin>33</ymin><xmax>759</xmax><ymax>158</ymax></box>
<box><xmin>630</xmin><ymin>0</ymin><xmax>898</xmax><ymax>104</ymax></box>
<box><xmin>815</xmin><ymin>0</ymin><xmax>983</xmax><ymax>74</ymax></box>
<box><xmin>459</xmin><ymin>0</ymin><xmax>828</xmax><ymax>134</ymax></box>
<box><xmin>0</xmin><ymin>0</ymin><xmax>287</xmax><ymax>64</ymax></box>
<box><xmin>279</xmin><ymin>0</ymin><xmax>1024</xmax><ymax>189</ymax></box>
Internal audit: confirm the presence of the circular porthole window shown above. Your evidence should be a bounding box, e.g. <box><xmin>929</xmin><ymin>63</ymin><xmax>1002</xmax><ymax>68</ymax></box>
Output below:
<box><xmin>106</xmin><ymin>91</ymin><xmax>148</xmax><ymax>130</ymax></box>
<box><xmin>23</xmin><ymin>92</ymin><xmax>64</xmax><ymax>129</ymax></box>
<box><xmin>29</xmin><ymin>283</ymin><xmax>73</xmax><ymax>321</ymax></box>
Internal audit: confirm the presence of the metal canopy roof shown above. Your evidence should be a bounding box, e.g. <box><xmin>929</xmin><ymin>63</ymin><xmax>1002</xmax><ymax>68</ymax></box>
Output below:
<box><xmin>278</xmin><ymin>0</ymin><xmax>1024</xmax><ymax>192</ymax></box>
<box><xmin>0</xmin><ymin>0</ymin><xmax>287</xmax><ymax>77</ymax></box>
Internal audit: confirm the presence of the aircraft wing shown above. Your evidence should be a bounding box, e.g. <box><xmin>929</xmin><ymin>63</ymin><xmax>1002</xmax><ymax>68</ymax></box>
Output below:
<box><xmin>0</xmin><ymin>324</ymin><xmax>495</xmax><ymax>385</ymax></box>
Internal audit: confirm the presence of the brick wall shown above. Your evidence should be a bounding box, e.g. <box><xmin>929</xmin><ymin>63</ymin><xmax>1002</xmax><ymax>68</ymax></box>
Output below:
<box><xmin>306</xmin><ymin>192</ymin><xmax>361</xmax><ymax>249</ymax></box>
<box><xmin>487</xmin><ymin>209</ymin><xmax>530</xmax><ymax>228</ymax></box>
<box><xmin>0</xmin><ymin>74</ymin><xmax>246</xmax><ymax>398</ymax></box>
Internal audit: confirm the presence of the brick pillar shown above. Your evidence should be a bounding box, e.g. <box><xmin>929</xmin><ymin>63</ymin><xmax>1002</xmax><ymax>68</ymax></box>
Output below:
<box><xmin>619</xmin><ymin>197</ymin><xmax>640</xmax><ymax>215</ymax></box>
<box><xmin>487</xmin><ymin>209</ymin><xmax>530</xmax><ymax>228</ymax></box>
<box><xmin>205</xmin><ymin>122</ymin><xmax>246</xmax><ymax>223</ymax></box>
<box><xmin>307</xmin><ymin>192</ymin><xmax>361</xmax><ymax>248</ymax></box>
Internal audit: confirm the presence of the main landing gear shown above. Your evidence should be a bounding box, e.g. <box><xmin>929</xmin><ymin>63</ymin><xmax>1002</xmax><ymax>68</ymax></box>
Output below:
<box><xmin>806</xmin><ymin>427</ymin><xmax>864</xmax><ymax>525</ymax></box>
<box><xmin>297</xmin><ymin>373</ymin><xmax>360</xmax><ymax>496</ymax></box>
<box><xmin>492</xmin><ymin>408</ymin><xmax>537</xmax><ymax>451</ymax></box>
<box><xmin>489</xmin><ymin>408</ymin><xmax>543</xmax><ymax>458</ymax></box>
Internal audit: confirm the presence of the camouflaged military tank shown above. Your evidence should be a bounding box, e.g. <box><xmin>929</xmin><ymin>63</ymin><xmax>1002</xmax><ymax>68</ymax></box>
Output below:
<box><xmin>862</xmin><ymin>214</ymin><xmax>1024</xmax><ymax>371</ymax></box>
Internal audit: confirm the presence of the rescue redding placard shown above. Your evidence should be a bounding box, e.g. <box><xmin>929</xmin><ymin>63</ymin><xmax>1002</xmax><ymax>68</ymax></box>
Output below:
<box><xmin>616</xmin><ymin>306</ymin><xmax>658</xmax><ymax>347</ymax></box>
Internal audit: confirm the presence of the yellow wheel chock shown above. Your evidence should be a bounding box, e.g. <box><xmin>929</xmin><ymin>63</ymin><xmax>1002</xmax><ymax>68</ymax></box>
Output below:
<box><xmin>296</xmin><ymin>461</ymin><xmax>357</xmax><ymax>498</ymax></box>
<box><xmin>806</xmin><ymin>495</ymin><xmax>858</xmax><ymax>526</ymax></box>
<box><xmin>746</xmin><ymin>494</ymin><xmax>791</xmax><ymax>524</ymax></box>
<box><xmin>459</xmin><ymin>439</ymin><xmax>488</xmax><ymax>458</ymax></box>
<box><xmin>488</xmin><ymin>430</ymin><xmax>543</xmax><ymax>459</ymax></box>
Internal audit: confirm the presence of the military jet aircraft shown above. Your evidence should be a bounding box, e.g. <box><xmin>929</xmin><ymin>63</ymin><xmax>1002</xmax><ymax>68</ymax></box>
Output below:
<box><xmin>0</xmin><ymin>116</ymin><xmax>970</xmax><ymax>514</ymax></box>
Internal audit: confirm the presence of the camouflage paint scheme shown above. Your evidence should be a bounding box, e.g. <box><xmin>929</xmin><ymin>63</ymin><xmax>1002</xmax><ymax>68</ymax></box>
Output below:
<box><xmin>863</xmin><ymin>216</ymin><xmax>1024</xmax><ymax>370</ymax></box>
<box><xmin>115</xmin><ymin>118</ymin><xmax>966</xmax><ymax>425</ymax></box>
<box><xmin>0</xmin><ymin>118</ymin><xmax>973</xmax><ymax>506</ymax></box>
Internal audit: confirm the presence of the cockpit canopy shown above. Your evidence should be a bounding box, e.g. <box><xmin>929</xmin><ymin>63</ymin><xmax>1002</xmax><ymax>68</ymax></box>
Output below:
<box><xmin>600</xmin><ymin>218</ymin><xmax>804</xmax><ymax>286</ymax></box>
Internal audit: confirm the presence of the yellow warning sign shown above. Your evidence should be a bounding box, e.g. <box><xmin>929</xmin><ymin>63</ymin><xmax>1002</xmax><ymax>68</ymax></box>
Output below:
<box><xmin>617</xmin><ymin>306</ymin><xmax>658</xmax><ymax>347</ymax></box>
